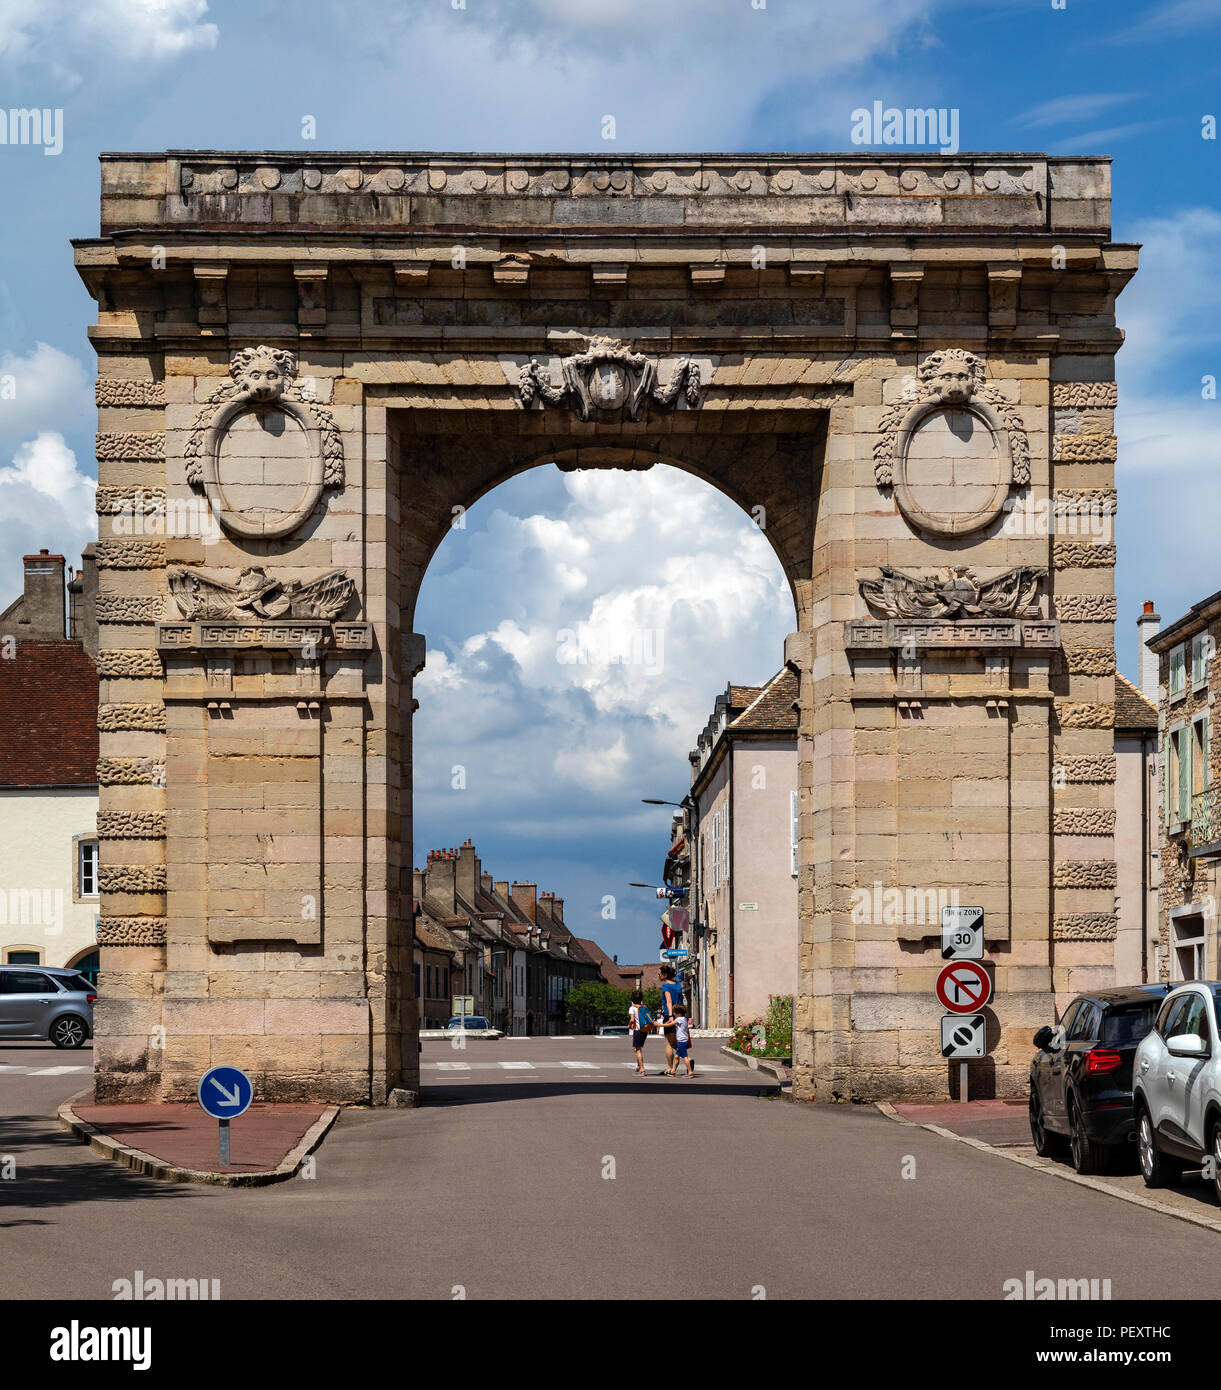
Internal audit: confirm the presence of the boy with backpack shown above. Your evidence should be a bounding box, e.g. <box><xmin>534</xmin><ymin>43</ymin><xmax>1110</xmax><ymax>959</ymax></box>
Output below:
<box><xmin>628</xmin><ymin>989</ymin><xmax>653</xmax><ymax>1076</ymax></box>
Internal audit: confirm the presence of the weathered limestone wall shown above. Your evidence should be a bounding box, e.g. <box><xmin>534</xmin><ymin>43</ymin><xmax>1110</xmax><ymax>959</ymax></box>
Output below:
<box><xmin>76</xmin><ymin>152</ymin><xmax>1133</xmax><ymax>1103</ymax></box>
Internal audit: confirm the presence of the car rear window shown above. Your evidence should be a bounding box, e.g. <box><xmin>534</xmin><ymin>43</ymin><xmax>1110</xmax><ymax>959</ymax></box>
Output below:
<box><xmin>1101</xmin><ymin>1002</ymin><xmax>1160</xmax><ymax>1046</ymax></box>
<box><xmin>65</xmin><ymin>974</ymin><xmax>95</xmax><ymax>994</ymax></box>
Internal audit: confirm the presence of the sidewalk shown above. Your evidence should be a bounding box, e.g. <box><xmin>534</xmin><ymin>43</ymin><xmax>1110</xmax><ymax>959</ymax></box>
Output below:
<box><xmin>60</xmin><ymin>1094</ymin><xmax>338</xmax><ymax>1186</ymax></box>
<box><xmin>889</xmin><ymin>1098</ymin><xmax>1031</xmax><ymax>1147</ymax></box>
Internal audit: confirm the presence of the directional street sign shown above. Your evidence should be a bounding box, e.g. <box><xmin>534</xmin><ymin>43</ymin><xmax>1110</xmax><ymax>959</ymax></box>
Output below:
<box><xmin>935</xmin><ymin>959</ymin><xmax>993</xmax><ymax>1015</ymax></box>
<box><xmin>197</xmin><ymin>1065</ymin><xmax>253</xmax><ymax>1120</ymax></box>
<box><xmin>662</xmin><ymin>949</ymin><xmax>689</xmax><ymax>959</ymax></box>
<box><xmin>941</xmin><ymin>1012</ymin><xmax>987</xmax><ymax>1059</ymax></box>
<box><xmin>940</xmin><ymin>904</ymin><xmax>984</xmax><ymax>960</ymax></box>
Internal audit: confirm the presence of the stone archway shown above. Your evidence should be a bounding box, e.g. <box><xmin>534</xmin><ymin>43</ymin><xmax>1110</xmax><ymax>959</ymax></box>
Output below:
<box><xmin>76</xmin><ymin>151</ymin><xmax>1134</xmax><ymax>1105</ymax></box>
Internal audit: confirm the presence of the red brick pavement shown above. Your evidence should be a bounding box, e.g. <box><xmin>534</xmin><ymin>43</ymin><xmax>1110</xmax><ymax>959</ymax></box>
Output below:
<box><xmin>73</xmin><ymin>1102</ymin><xmax>326</xmax><ymax>1174</ymax></box>
<box><xmin>891</xmin><ymin>1098</ymin><xmax>1032</xmax><ymax>1147</ymax></box>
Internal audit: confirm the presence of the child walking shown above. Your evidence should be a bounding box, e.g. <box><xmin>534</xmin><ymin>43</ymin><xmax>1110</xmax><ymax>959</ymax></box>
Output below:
<box><xmin>671</xmin><ymin>1003</ymin><xmax>695</xmax><ymax>1077</ymax></box>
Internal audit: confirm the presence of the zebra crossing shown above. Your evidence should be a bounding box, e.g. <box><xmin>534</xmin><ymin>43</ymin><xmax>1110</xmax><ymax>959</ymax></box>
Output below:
<box><xmin>424</xmin><ymin>1060</ymin><xmax>729</xmax><ymax>1073</ymax></box>
<box><xmin>0</xmin><ymin>1063</ymin><xmax>91</xmax><ymax>1077</ymax></box>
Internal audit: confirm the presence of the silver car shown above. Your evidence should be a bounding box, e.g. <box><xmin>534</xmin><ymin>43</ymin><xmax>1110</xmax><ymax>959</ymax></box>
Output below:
<box><xmin>0</xmin><ymin>965</ymin><xmax>94</xmax><ymax>1048</ymax></box>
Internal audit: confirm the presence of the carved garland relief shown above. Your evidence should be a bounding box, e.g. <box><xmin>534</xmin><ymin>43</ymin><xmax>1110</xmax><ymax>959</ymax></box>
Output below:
<box><xmin>185</xmin><ymin>347</ymin><xmax>344</xmax><ymax>539</ymax></box>
<box><xmin>874</xmin><ymin>349</ymin><xmax>1030</xmax><ymax>537</ymax></box>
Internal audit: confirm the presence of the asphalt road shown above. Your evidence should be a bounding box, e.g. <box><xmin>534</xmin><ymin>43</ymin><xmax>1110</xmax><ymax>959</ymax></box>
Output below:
<box><xmin>4</xmin><ymin>1035</ymin><xmax>1221</xmax><ymax>1300</ymax></box>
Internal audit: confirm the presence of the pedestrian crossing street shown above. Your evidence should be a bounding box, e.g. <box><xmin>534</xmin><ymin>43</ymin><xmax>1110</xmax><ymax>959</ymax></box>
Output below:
<box><xmin>0</xmin><ymin>1063</ymin><xmax>91</xmax><ymax>1076</ymax></box>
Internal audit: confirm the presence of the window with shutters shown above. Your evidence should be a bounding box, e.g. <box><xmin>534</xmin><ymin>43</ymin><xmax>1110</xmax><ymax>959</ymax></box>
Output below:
<box><xmin>1166</xmin><ymin>724</ymin><xmax>1190</xmax><ymax>827</ymax></box>
<box><xmin>1192</xmin><ymin>634</ymin><xmax>1211</xmax><ymax>691</ymax></box>
<box><xmin>1193</xmin><ymin>714</ymin><xmax>1210</xmax><ymax>796</ymax></box>
<box><xmin>1170</xmin><ymin>644</ymin><xmax>1187</xmax><ymax>702</ymax></box>
<box><xmin>710</xmin><ymin>812</ymin><xmax>719</xmax><ymax>888</ymax></box>
<box><xmin>790</xmin><ymin>789</ymin><xmax>799</xmax><ymax>877</ymax></box>
<box><xmin>721</xmin><ymin>803</ymin><xmax>730</xmax><ymax>886</ymax></box>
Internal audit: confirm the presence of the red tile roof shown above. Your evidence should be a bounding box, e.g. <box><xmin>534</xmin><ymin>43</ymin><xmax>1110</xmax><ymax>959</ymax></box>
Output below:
<box><xmin>0</xmin><ymin>640</ymin><xmax>98</xmax><ymax>787</ymax></box>
<box><xmin>1115</xmin><ymin>672</ymin><xmax>1157</xmax><ymax>733</ymax></box>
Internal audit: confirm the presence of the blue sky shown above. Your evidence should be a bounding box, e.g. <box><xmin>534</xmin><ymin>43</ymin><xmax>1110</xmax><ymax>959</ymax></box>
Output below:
<box><xmin>0</xmin><ymin>0</ymin><xmax>1217</xmax><ymax>963</ymax></box>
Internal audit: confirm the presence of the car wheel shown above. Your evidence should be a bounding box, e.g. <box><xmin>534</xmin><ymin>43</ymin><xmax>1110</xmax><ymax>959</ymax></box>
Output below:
<box><xmin>1029</xmin><ymin>1089</ymin><xmax>1066</xmax><ymax>1157</ymax></box>
<box><xmin>1210</xmin><ymin>1122</ymin><xmax>1221</xmax><ymax>1205</ymax></box>
<box><xmin>1137</xmin><ymin>1108</ymin><xmax>1182</xmax><ymax>1189</ymax></box>
<box><xmin>1068</xmin><ymin>1098</ymin><xmax>1108</xmax><ymax>1175</ymax></box>
<box><xmin>49</xmin><ymin>1014</ymin><xmax>88</xmax><ymax>1049</ymax></box>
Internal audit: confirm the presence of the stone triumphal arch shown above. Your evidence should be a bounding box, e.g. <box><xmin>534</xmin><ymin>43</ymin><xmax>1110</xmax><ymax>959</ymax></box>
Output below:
<box><xmin>75</xmin><ymin>152</ymin><xmax>1134</xmax><ymax>1104</ymax></box>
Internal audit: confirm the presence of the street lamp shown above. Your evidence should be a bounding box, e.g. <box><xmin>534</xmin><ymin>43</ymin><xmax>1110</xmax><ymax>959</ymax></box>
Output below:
<box><xmin>641</xmin><ymin>798</ymin><xmax>686</xmax><ymax>808</ymax></box>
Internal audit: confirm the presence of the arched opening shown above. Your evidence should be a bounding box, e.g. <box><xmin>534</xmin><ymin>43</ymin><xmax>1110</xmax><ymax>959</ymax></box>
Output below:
<box><xmin>396</xmin><ymin>408</ymin><xmax>821</xmax><ymax>1093</ymax></box>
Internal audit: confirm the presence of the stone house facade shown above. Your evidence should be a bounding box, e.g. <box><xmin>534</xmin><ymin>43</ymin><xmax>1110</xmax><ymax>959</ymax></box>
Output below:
<box><xmin>75</xmin><ymin>149</ymin><xmax>1133</xmax><ymax>1104</ymax></box>
<box><xmin>414</xmin><ymin>842</ymin><xmax>599</xmax><ymax>1034</ymax></box>
<box><xmin>1149</xmin><ymin>593</ymin><xmax>1221</xmax><ymax>982</ymax></box>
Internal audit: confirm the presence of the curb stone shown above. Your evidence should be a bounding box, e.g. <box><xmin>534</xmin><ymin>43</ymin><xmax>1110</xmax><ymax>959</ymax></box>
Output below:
<box><xmin>875</xmin><ymin>1101</ymin><xmax>1221</xmax><ymax>1237</ymax></box>
<box><xmin>719</xmin><ymin>1045</ymin><xmax>791</xmax><ymax>1083</ymax></box>
<box><xmin>57</xmin><ymin>1089</ymin><xmax>341</xmax><ymax>1187</ymax></box>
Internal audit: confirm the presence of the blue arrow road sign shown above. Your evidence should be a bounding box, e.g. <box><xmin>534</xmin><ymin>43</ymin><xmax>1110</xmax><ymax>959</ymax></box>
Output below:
<box><xmin>197</xmin><ymin>1065</ymin><xmax>253</xmax><ymax>1120</ymax></box>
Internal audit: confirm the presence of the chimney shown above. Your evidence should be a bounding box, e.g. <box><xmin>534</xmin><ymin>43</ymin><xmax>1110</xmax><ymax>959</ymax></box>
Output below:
<box><xmin>67</xmin><ymin>543</ymin><xmax>99</xmax><ymax>659</ymax></box>
<box><xmin>510</xmin><ymin>881</ymin><xmax>537</xmax><ymax>924</ymax></box>
<box><xmin>412</xmin><ymin>867</ymin><xmax>425</xmax><ymax>906</ymax></box>
<box><xmin>16</xmin><ymin>550</ymin><xmax>66</xmax><ymax>639</ymax></box>
<box><xmin>425</xmin><ymin>848</ymin><xmax>457</xmax><ymax>914</ymax></box>
<box><xmin>456</xmin><ymin>839</ymin><xmax>480</xmax><ymax>905</ymax></box>
<box><xmin>1138</xmin><ymin>601</ymin><xmax>1161</xmax><ymax>703</ymax></box>
<box><xmin>551</xmin><ymin>897</ymin><xmax>564</xmax><ymax>925</ymax></box>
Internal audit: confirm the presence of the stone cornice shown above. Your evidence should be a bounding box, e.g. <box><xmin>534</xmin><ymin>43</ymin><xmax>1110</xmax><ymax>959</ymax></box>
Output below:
<box><xmin>93</xmin><ymin>151</ymin><xmax>1113</xmax><ymax>237</ymax></box>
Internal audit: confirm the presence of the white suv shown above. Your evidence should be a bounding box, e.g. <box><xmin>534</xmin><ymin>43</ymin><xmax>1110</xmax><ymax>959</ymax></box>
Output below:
<box><xmin>1132</xmin><ymin>982</ymin><xmax>1221</xmax><ymax>1199</ymax></box>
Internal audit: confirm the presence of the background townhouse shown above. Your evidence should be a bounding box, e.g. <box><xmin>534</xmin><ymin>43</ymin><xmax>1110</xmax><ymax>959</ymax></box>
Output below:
<box><xmin>687</xmin><ymin>667</ymin><xmax>799</xmax><ymax>1029</ymax></box>
<box><xmin>0</xmin><ymin>549</ymin><xmax>101</xmax><ymax>981</ymax></box>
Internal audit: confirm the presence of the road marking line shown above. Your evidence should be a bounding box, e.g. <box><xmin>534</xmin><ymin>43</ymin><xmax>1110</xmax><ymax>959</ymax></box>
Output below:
<box><xmin>27</xmin><ymin>1065</ymin><xmax>91</xmax><ymax>1076</ymax></box>
<box><xmin>435</xmin><ymin>1062</ymin><xmax>471</xmax><ymax>1071</ymax></box>
<box><xmin>499</xmin><ymin>1061</ymin><xmax>534</xmax><ymax>1069</ymax></box>
<box><xmin>561</xmin><ymin>1061</ymin><xmax>598</xmax><ymax>1069</ymax></box>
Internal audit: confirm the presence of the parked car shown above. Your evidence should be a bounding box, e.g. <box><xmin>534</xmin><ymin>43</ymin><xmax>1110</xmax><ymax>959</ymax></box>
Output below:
<box><xmin>0</xmin><ymin>965</ymin><xmax>95</xmax><ymax>1048</ymax></box>
<box><xmin>1028</xmin><ymin>984</ymin><xmax>1169</xmax><ymax>1173</ymax></box>
<box><xmin>596</xmin><ymin>1025</ymin><xmax>631</xmax><ymax>1037</ymax></box>
<box><xmin>442</xmin><ymin>1016</ymin><xmax>502</xmax><ymax>1039</ymax></box>
<box><xmin>1133</xmin><ymin>981</ymin><xmax>1221</xmax><ymax>1199</ymax></box>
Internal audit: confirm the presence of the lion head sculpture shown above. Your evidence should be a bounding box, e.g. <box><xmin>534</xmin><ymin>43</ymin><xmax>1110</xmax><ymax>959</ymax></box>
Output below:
<box><xmin>918</xmin><ymin>348</ymin><xmax>986</xmax><ymax>406</ymax></box>
<box><xmin>230</xmin><ymin>346</ymin><xmax>297</xmax><ymax>403</ymax></box>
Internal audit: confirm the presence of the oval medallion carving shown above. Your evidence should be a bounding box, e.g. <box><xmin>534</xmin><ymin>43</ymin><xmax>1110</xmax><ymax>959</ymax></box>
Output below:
<box><xmin>185</xmin><ymin>347</ymin><xmax>345</xmax><ymax>539</ymax></box>
<box><xmin>874</xmin><ymin>349</ymin><xmax>1030</xmax><ymax>538</ymax></box>
<box><xmin>893</xmin><ymin>398</ymin><xmax>1012</xmax><ymax>536</ymax></box>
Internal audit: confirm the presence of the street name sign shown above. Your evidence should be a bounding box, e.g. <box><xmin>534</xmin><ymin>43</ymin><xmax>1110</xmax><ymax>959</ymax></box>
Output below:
<box><xmin>662</xmin><ymin>949</ymin><xmax>689</xmax><ymax>959</ymax></box>
<box><xmin>941</xmin><ymin>1012</ymin><xmax>987</xmax><ymax>1059</ymax></box>
<box><xmin>935</xmin><ymin>960</ymin><xmax>993</xmax><ymax>1014</ymax></box>
<box><xmin>940</xmin><ymin>905</ymin><xmax>984</xmax><ymax>960</ymax></box>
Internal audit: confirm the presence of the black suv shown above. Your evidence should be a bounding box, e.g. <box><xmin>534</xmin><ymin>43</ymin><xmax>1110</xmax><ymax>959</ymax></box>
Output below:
<box><xmin>1028</xmin><ymin>984</ymin><xmax>1169</xmax><ymax>1174</ymax></box>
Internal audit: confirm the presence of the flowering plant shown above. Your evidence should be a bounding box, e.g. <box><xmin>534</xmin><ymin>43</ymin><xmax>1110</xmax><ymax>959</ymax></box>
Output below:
<box><xmin>728</xmin><ymin>994</ymin><xmax>793</xmax><ymax>1059</ymax></box>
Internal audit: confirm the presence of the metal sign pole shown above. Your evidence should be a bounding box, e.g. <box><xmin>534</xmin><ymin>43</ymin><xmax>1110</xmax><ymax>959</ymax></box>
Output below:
<box><xmin>960</xmin><ymin>1061</ymin><xmax>968</xmax><ymax>1104</ymax></box>
<box><xmin>219</xmin><ymin>1118</ymin><xmax>230</xmax><ymax>1165</ymax></box>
